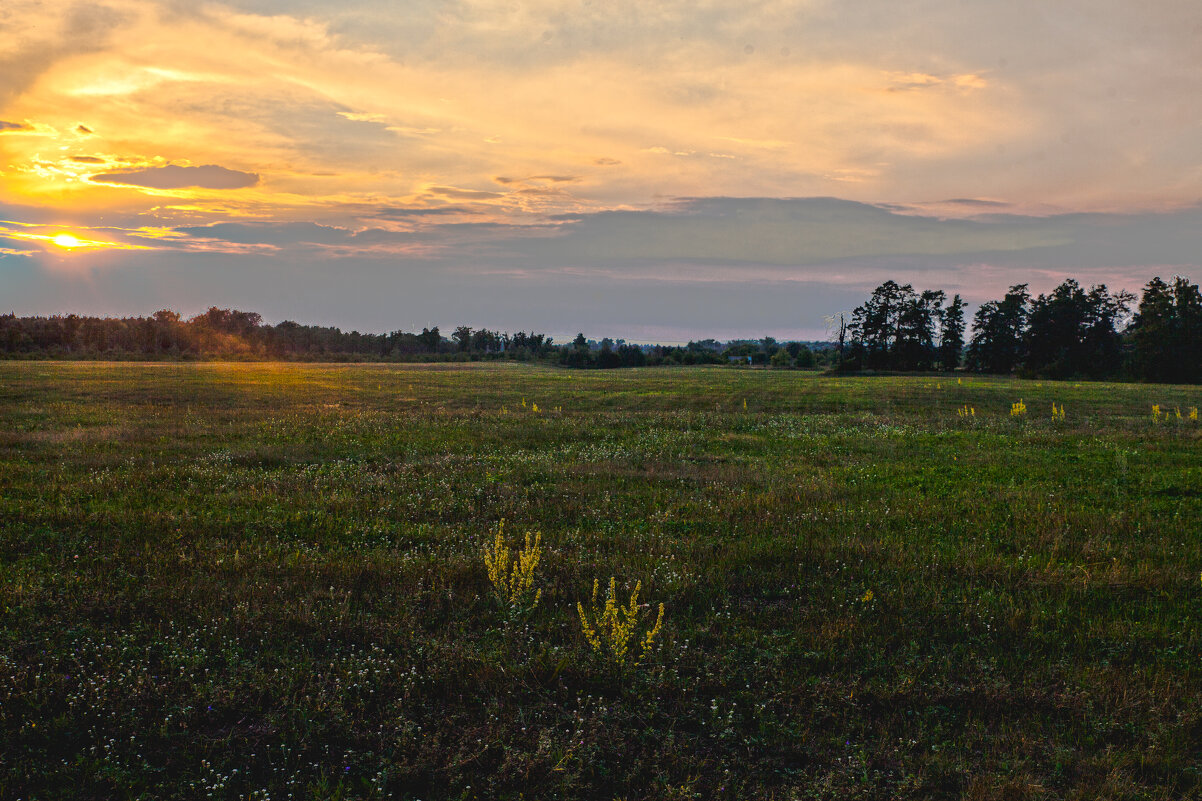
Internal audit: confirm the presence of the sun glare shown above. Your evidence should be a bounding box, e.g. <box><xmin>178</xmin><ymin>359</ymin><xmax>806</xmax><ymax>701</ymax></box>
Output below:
<box><xmin>52</xmin><ymin>233</ymin><xmax>84</xmax><ymax>249</ymax></box>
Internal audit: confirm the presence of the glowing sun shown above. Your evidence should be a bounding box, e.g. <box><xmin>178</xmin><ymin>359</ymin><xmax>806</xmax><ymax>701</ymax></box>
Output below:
<box><xmin>52</xmin><ymin>233</ymin><xmax>84</xmax><ymax>249</ymax></box>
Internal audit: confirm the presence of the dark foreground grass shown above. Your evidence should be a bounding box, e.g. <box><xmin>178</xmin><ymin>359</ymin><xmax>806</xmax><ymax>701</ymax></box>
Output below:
<box><xmin>1</xmin><ymin>362</ymin><xmax>1199</xmax><ymax>800</ymax></box>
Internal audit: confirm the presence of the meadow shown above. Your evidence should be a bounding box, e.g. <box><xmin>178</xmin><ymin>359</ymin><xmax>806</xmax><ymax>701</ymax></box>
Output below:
<box><xmin>0</xmin><ymin>361</ymin><xmax>1199</xmax><ymax>800</ymax></box>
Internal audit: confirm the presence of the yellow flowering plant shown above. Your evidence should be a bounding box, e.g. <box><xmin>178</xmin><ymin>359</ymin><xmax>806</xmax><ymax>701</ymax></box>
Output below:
<box><xmin>577</xmin><ymin>577</ymin><xmax>664</xmax><ymax>667</ymax></box>
<box><xmin>482</xmin><ymin>519</ymin><xmax>543</xmax><ymax>614</ymax></box>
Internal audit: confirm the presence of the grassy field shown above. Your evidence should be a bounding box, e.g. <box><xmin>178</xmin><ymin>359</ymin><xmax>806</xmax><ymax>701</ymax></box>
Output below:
<box><xmin>1</xmin><ymin>362</ymin><xmax>1199</xmax><ymax>800</ymax></box>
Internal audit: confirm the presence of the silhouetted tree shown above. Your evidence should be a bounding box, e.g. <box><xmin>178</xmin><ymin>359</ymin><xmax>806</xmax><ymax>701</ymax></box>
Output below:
<box><xmin>1129</xmin><ymin>275</ymin><xmax>1202</xmax><ymax>383</ymax></box>
<box><xmin>966</xmin><ymin>284</ymin><xmax>1030</xmax><ymax>374</ymax></box>
<box><xmin>937</xmin><ymin>294</ymin><xmax>966</xmax><ymax>370</ymax></box>
<box><xmin>849</xmin><ymin>280</ymin><xmax>912</xmax><ymax>369</ymax></box>
<box><xmin>1022</xmin><ymin>281</ymin><xmax>1133</xmax><ymax>378</ymax></box>
<box><xmin>418</xmin><ymin>327</ymin><xmax>441</xmax><ymax>353</ymax></box>
<box><xmin>894</xmin><ymin>289</ymin><xmax>944</xmax><ymax>370</ymax></box>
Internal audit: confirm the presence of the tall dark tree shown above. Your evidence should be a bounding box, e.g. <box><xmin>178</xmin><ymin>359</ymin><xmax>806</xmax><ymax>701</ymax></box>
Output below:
<box><xmin>1023</xmin><ymin>280</ymin><xmax>1132</xmax><ymax>378</ymax></box>
<box><xmin>848</xmin><ymin>280</ymin><xmax>914</xmax><ymax>369</ymax></box>
<box><xmin>1024</xmin><ymin>279</ymin><xmax>1089</xmax><ymax>378</ymax></box>
<box><xmin>966</xmin><ymin>284</ymin><xmax>1030</xmax><ymax>374</ymax></box>
<box><xmin>938</xmin><ymin>294</ymin><xmax>966</xmax><ymax>370</ymax></box>
<box><xmin>1129</xmin><ymin>275</ymin><xmax>1202</xmax><ymax>383</ymax></box>
<box><xmin>418</xmin><ymin>326</ymin><xmax>442</xmax><ymax>353</ymax></box>
<box><xmin>893</xmin><ymin>289</ymin><xmax>944</xmax><ymax>370</ymax></box>
<box><xmin>1082</xmin><ymin>284</ymin><xmax>1135</xmax><ymax>377</ymax></box>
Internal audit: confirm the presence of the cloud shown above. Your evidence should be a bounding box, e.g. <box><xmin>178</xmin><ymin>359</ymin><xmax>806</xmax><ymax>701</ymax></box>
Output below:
<box><xmin>942</xmin><ymin>198</ymin><xmax>1010</xmax><ymax>208</ymax></box>
<box><xmin>173</xmin><ymin>221</ymin><xmax>358</xmax><ymax>246</ymax></box>
<box><xmin>0</xmin><ymin>2</ymin><xmax>128</xmax><ymax>104</ymax></box>
<box><xmin>371</xmin><ymin>206</ymin><xmax>476</xmax><ymax>217</ymax></box>
<box><xmin>715</xmin><ymin>136</ymin><xmax>790</xmax><ymax>149</ymax></box>
<box><xmin>883</xmin><ymin>72</ymin><xmax>988</xmax><ymax>93</ymax></box>
<box><xmin>495</xmin><ymin>175</ymin><xmax>579</xmax><ymax>186</ymax></box>
<box><xmin>89</xmin><ymin>164</ymin><xmax>260</xmax><ymax>190</ymax></box>
<box><xmin>425</xmin><ymin>185</ymin><xmax>504</xmax><ymax>200</ymax></box>
<box><xmin>337</xmin><ymin>111</ymin><xmax>387</xmax><ymax>123</ymax></box>
<box><xmin>0</xmin><ymin>121</ymin><xmax>34</xmax><ymax>133</ymax></box>
<box><xmin>70</xmin><ymin>155</ymin><xmax>106</xmax><ymax>164</ymax></box>
<box><xmin>167</xmin><ymin>220</ymin><xmax>447</xmax><ymax>254</ymax></box>
<box><xmin>517</xmin><ymin>197</ymin><xmax>1069</xmax><ymax>268</ymax></box>
<box><xmin>75</xmin><ymin>124</ymin><xmax>94</xmax><ymax>135</ymax></box>
<box><xmin>594</xmin><ymin>157</ymin><xmax>621</xmax><ymax>166</ymax></box>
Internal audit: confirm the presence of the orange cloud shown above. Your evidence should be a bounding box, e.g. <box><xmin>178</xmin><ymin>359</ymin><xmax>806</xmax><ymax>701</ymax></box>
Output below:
<box><xmin>90</xmin><ymin>164</ymin><xmax>260</xmax><ymax>190</ymax></box>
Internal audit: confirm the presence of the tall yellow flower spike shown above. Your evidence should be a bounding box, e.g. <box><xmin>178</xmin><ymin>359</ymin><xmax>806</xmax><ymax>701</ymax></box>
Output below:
<box><xmin>1010</xmin><ymin>399</ymin><xmax>1027</xmax><ymax>417</ymax></box>
<box><xmin>482</xmin><ymin>520</ymin><xmax>542</xmax><ymax>613</ymax></box>
<box><xmin>577</xmin><ymin>577</ymin><xmax>664</xmax><ymax>667</ymax></box>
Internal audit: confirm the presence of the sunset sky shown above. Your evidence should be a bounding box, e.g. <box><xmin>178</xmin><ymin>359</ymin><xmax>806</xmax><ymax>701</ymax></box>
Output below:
<box><xmin>2</xmin><ymin>0</ymin><xmax>1201</xmax><ymax>340</ymax></box>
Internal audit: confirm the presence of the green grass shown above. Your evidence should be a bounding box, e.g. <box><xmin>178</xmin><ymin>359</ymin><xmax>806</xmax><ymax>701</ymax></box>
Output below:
<box><xmin>1</xmin><ymin>362</ymin><xmax>1199</xmax><ymax>800</ymax></box>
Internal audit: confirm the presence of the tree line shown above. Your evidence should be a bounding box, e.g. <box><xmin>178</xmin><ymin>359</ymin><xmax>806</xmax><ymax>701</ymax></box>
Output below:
<box><xmin>841</xmin><ymin>275</ymin><xmax>1200</xmax><ymax>382</ymax></box>
<box><xmin>3</xmin><ymin>273</ymin><xmax>1196</xmax><ymax>381</ymax></box>
<box><xmin>557</xmin><ymin>335</ymin><xmax>834</xmax><ymax>369</ymax></box>
<box><xmin>0</xmin><ymin>308</ymin><xmax>556</xmax><ymax>362</ymax></box>
<box><xmin>0</xmin><ymin>308</ymin><xmax>836</xmax><ymax>368</ymax></box>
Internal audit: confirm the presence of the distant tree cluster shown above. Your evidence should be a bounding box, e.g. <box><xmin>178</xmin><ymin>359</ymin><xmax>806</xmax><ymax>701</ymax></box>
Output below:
<box><xmin>555</xmin><ymin>334</ymin><xmax>834</xmax><ymax>369</ymax></box>
<box><xmin>843</xmin><ymin>275</ymin><xmax>1201</xmax><ymax>382</ymax></box>
<box><xmin>0</xmin><ymin>307</ymin><xmax>555</xmax><ymax>362</ymax></box>
<box><xmin>843</xmin><ymin>281</ymin><xmax>967</xmax><ymax>372</ymax></box>
<box><xmin>559</xmin><ymin>334</ymin><xmax>652</xmax><ymax>368</ymax></box>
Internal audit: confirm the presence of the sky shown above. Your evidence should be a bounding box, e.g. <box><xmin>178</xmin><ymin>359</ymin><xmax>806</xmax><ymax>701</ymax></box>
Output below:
<box><xmin>1</xmin><ymin>0</ymin><xmax>1201</xmax><ymax>341</ymax></box>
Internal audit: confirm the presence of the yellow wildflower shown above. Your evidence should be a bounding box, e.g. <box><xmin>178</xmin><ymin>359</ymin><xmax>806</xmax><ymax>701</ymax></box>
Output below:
<box><xmin>577</xmin><ymin>577</ymin><xmax>664</xmax><ymax>666</ymax></box>
<box><xmin>482</xmin><ymin>520</ymin><xmax>542</xmax><ymax>613</ymax></box>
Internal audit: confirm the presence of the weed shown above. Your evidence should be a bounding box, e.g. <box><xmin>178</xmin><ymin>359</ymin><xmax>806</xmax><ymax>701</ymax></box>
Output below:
<box><xmin>482</xmin><ymin>520</ymin><xmax>542</xmax><ymax>614</ymax></box>
<box><xmin>577</xmin><ymin>577</ymin><xmax>664</xmax><ymax>667</ymax></box>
